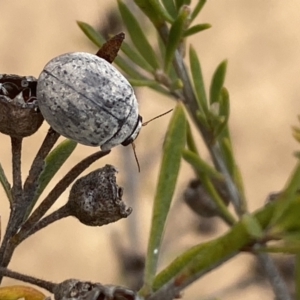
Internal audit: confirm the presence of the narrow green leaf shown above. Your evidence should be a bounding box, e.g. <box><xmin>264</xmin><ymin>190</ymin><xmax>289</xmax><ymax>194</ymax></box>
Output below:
<box><xmin>164</xmin><ymin>6</ymin><xmax>190</xmax><ymax>73</ymax></box>
<box><xmin>190</xmin><ymin>0</ymin><xmax>207</xmax><ymax>22</ymax></box>
<box><xmin>175</xmin><ymin>0</ymin><xmax>191</xmax><ymax>11</ymax></box>
<box><xmin>196</xmin><ymin>111</ymin><xmax>210</xmax><ymax>130</ymax></box>
<box><xmin>114</xmin><ymin>56</ymin><xmax>146</xmax><ymax>79</ymax></box>
<box><xmin>189</xmin><ymin>45</ymin><xmax>208</xmax><ymax>114</ymax></box>
<box><xmin>184</xmin><ymin>23</ymin><xmax>211</xmax><ymax>37</ymax></box>
<box><xmin>77</xmin><ymin>21</ymin><xmax>105</xmax><ymax>48</ymax></box>
<box><xmin>128</xmin><ymin>79</ymin><xmax>170</xmax><ymax>95</ymax></box>
<box><xmin>242</xmin><ymin>213</ymin><xmax>263</xmax><ymax>239</ymax></box>
<box><xmin>133</xmin><ymin>0</ymin><xmax>169</xmax><ymax>27</ymax></box>
<box><xmin>121</xmin><ymin>41</ymin><xmax>155</xmax><ymax>73</ymax></box>
<box><xmin>161</xmin><ymin>0</ymin><xmax>177</xmax><ymax>19</ymax></box>
<box><xmin>292</xmin><ymin>125</ymin><xmax>300</xmax><ymax>143</ymax></box>
<box><xmin>77</xmin><ymin>20</ymin><xmax>145</xmax><ymax>80</ymax></box>
<box><xmin>25</xmin><ymin>140</ymin><xmax>77</xmax><ymax>218</ymax></box>
<box><xmin>186</xmin><ymin>122</ymin><xmax>199</xmax><ymax>155</ymax></box>
<box><xmin>269</xmin><ymin>196</ymin><xmax>300</xmax><ymax>238</ymax></box>
<box><xmin>213</xmin><ymin>87</ymin><xmax>230</xmax><ymax>137</ymax></box>
<box><xmin>118</xmin><ymin>0</ymin><xmax>160</xmax><ymax>69</ymax></box>
<box><xmin>219</xmin><ymin>88</ymin><xmax>230</xmax><ymax>118</ymax></box>
<box><xmin>209</xmin><ymin>60</ymin><xmax>227</xmax><ymax>105</ymax></box>
<box><xmin>175</xmin><ymin>0</ymin><xmax>184</xmax><ymax>10</ymax></box>
<box><xmin>0</xmin><ymin>163</ymin><xmax>12</xmax><ymax>203</ymax></box>
<box><xmin>260</xmin><ymin>242</ymin><xmax>300</xmax><ymax>254</ymax></box>
<box><xmin>152</xmin><ymin>213</ymin><xmax>249</xmax><ymax>291</ymax></box>
<box><xmin>36</xmin><ymin>140</ymin><xmax>77</xmax><ymax>200</ymax></box>
<box><xmin>201</xmin><ymin>176</ymin><xmax>236</xmax><ymax>225</ymax></box>
<box><xmin>157</xmin><ymin>31</ymin><xmax>166</xmax><ymax>61</ymax></box>
<box><xmin>152</xmin><ymin>198</ymin><xmax>278</xmax><ymax>291</ymax></box>
<box><xmin>182</xmin><ymin>149</ymin><xmax>222</xmax><ymax>180</ymax></box>
<box><xmin>143</xmin><ymin>104</ymin><xmax>186</xmax><ymax>290</ymax></box>
<box><xmin>146</xmin><ymin>0</ymin><xmax>174</xmax><ymax>23</ymax></box>
<box><xmin>218</xmin><ymin>138</ymin><xmax>236</xmax><ymax>178</ymax></box>
<box><xmin>218</xmin><ymin>137</ymin><xmax>247</xmax><ymax>211</ymax></box>
<box><xmin>270</xmin><ymin>162</ymin><xmax>300</xmax><ymax>226</ymax></box>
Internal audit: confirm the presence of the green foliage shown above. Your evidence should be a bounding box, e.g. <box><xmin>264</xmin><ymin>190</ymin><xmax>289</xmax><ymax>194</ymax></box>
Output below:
<box><xmin>118</xmin><ymin>0</ymin><xmax>160</xmax><ymax>69</ymax></box>
<box><xmin>34</xmin><ymin>140</ymin><xmax>77</xmax><ymax>202</ymax></box>
<box><xmin>1</xmin><ymin>1</ymin><xmax>298</xmax><ymax>299</ymax></box>
<box><xmin>143</xmin><ymin>104</ymin><xmax>186</xmax><ymax>293</ymax></box>
<box><xmin>77</xmin><ymin>1</ymin><xmax>300</xmax><ymax>298</ymax></box>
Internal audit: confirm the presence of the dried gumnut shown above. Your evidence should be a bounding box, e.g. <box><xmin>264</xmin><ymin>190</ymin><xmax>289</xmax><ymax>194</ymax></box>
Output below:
<box><xmin>53</xmin><ymin>279</ymin><xmax>140</xmax><ymax>300</ymax></box>
<box><xmin>53</xmin><ymin>279</ymin><xmax>103</xmax><ymax>300</ymax></box>
<box><xmin>67</xmin><ymin>164</ymin><xmax>132</xmax><ymax>226</ymax></box>
<box><xmin>184</xmin><ymin>178</ymin><xmax>230</xmax><ymax>218</ymax></box>
<box><xmin>0</xmin><ymin>74</ymin><xmax>44</xmax><ymax>137</ymax></box>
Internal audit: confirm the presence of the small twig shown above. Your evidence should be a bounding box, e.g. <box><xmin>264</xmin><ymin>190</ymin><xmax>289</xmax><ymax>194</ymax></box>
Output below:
<box><xmin>256</xmin><ymin>252</ymin><xmax>292</xmax><ymax>300</ymax></box>
<box><xmin>15</xmin><ymin>150</ymin><xmax>110</xmax><ymax>244</ymax></box>
<box><xmin>17</xmin><ymin>206</ymin><xmax>70</xmax><ymax>243</ymax></box>
<box><xmin>0</xmin><ymin>266</ymin><xmax>57</xmax><ymax>292</ymax></box>
<box><xmin>0</xmin><ymin>129</ymin><xmax>59</xmax><ymax>280</ymax></box>
<box><xmin>11</xmin><ymin>136</ymin><xmax>23</xmax><ymax>204</ymax></box>
<box><xmin>23</xmin><ymin>127</ymin><xmax>60</xmax><ymax>219</ymax></box>
<box><xmin>0</xmin><ymin>137</ymin><xmax>23</xmax><ymax>280</ymax></box>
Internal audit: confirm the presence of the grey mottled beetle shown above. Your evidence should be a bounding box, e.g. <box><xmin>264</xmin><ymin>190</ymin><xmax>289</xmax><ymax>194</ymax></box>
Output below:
<box><xmin>37</xmin><ymin>52</ymin><xmax>142</xmax><ymax>151</ymax></box>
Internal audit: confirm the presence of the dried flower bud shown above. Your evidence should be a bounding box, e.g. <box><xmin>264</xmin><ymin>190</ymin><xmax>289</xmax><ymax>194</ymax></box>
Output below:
<box><xmin>53</xmin><ymin>279</ymin><xmax>140</xmax><ymax>300</ymax></box>
<box><xmin>0</xmin><ymin>74</ymin><xmax>43</xmax><ymax>137</ymax></box>
<box><xmin>184</xmin><ymin>178</ymin><xmax>230</xmax><ymax>218</ymax></box>
<box><xmin>67</xmin><ymin>165</ymin><xmax>132</xmax><ymax>226</ymax></box>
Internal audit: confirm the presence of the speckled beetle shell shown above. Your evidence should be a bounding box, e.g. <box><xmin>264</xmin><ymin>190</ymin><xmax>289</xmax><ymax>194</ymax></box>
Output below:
<box><xmin>37</xmin><ymin>52</ymin><xmax>142</xmax><ymax>151</ymax></box>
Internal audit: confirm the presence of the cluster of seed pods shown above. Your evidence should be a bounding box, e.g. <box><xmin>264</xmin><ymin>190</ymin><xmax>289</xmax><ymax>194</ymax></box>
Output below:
<box><xmin>0</xmin><ymin>34</ymin><xmax>143</xmax><ymax>299</ymax></box>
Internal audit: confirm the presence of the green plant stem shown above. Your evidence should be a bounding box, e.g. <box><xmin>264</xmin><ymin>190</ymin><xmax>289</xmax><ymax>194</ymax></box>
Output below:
<box><xmin>157</xmin><ymin>23</ymin><xmax>245</xmax><ymax>217</ymax></box>
<box><xmin>146</xmin><ymin>198</ymin><xmax>287</xmax><ymax>300</ymax></box>
<box><xmin>201</xmin><ymin>176</ymin><xmax>236</xmax><ymax>225</ymax></box>
<box><xmin>145</xmin><ymin>22</ymin><xmax>289</xmax><ymax>300</ymax></box>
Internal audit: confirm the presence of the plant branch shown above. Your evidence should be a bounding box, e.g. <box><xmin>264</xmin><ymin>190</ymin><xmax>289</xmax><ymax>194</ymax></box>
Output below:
<box><xmin>23</xmin><ymin>127</ymin><xmax>60</xmax><ymax>219</ymax></box>
<box><xmin>15</xmin><ymin>150</ymin><xmax>111</xmax><ymax>244</ymax></box>
<box><xmin>11</xmin><ymin>137</ymin><xmax>23</xmax><ymax>204</ymax></box>
<box><xmin>0</xmin><ymin>137</ymin><xmax>23</xmax><ymax>281</ymax></box>
<box><xmin>0</xmin><ymin>129</ymin><xmax>60</xmax><ymax>280</ymax></box>
<box><xmin>256</xmin><ymin>251</ymin><xmax>292</xmax><ymax>300</ymax></box>
<box><xmin>17</xmin><ymin>206</ymin><xmax>70</xmax><ymax>243</ymax></box>
<box><xmin>158</xmin><ymin>24</ymin><xmax>245</xmax><ymax>217</ymax></box>
<box><xmin>0</xmin><ymin>267</ymin><xmax>57</xmax><ymax>292</ymax></box>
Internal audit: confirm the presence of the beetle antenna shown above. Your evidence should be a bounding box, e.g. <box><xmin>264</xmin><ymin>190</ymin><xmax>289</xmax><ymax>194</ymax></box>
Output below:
<box><xmin>132</xmin><ymin>108</ymin><xmax>172</xmax><ymax>172</ymax></box>
<box><xmin>131</xmin><ymin>142</ymin><xmax>141</xmax><ymax>172</ymax></box>
<box><xmin>142</xmin><ymin>109</ymin><xmax>173</xmax><ymax>126</ymax></box>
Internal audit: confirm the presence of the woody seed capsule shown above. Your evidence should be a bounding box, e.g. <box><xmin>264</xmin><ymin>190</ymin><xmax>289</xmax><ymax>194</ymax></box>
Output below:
<box><xmin>0</xmin><ymin>74</ymin><xmax>43</xmax><ymax>137</ymax></box>
<box><xmin>67</xmin><ymin>164</ymin><xmax>132</xmax><ymax>226</ymax></box>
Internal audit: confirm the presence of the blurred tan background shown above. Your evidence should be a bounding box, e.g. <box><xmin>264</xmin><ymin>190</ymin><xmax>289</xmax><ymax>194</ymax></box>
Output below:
<box><xmin>1</xmin><ymin>1</ymin><xmax>300</xmax><ymax>299</ymax></box>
